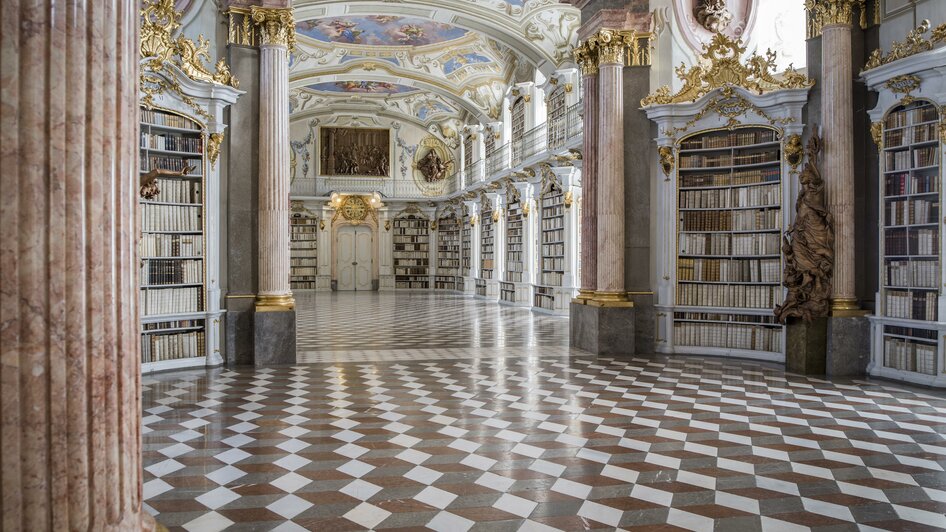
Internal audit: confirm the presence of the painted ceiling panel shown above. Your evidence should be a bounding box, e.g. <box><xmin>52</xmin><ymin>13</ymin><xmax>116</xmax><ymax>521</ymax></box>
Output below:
<box><xmin>306</xmin><ymin>81</ymin><xmax>419</xmax><ymax>94</ymax></box>
<box><xmin>296</xmin><ymin>16</ymin><xmax>468</xmax><ymax>46</ymax></box>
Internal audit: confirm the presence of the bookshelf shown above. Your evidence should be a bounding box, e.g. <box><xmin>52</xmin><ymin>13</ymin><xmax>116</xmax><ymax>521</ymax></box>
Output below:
<box><xmin>480</xmin><ymin>205</ymin><xmax>495</xmax><ymax>281</ymax></box>
<box><xmin>393</xmin><ymin>214</ymin><xmax>430</xmax><ymax>289</ymax></box>
<box><xmin>436</xmin><ymin>214</ymin><xmax>461</xmax><ymax>290</ymax></box>
<box><xmin>537</xmin><ymin>185</ymin><xmax>566</xmax><ymax>310</ymax></box>
<box><xmin>863</xmin><ymin>45</ymin><xmax>946</xmax><ymax>387</ymax></box>
<box><xmin>462</xmin><ymin>214</ymin><xmax>472</xmax><ymax>277</ymax></box>
<box><xmin>139</xmin><ymin>108</ymin><xmax>208</xmax><ymax>370</ymax></box>
<box><xmin>476</xmin><ymin>278</ymin><xmax>487</xmax><ymax>296</ymax></box>
<box><xmin>672</xmin><ymin>126</ymin><xmax>785</xmax><ymax>357</ymax></box>
<box><xmin>290</xmin><ymin>210</ymin><xmax>318</xmax><ymax>290</ymax></box>
<box><xmin>500</xmin><ymin>281</ymin><xmax>516</xmax><ymax>302</ymax></box>
<box><xmin>506</xmin><ymin>200</ymin><xmax>525</xmax><ymax>284</ymax></box>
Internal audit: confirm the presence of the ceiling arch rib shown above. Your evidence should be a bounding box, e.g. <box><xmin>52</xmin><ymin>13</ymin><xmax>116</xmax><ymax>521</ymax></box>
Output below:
<box><xmin>289</xmin><ymin>61</ymin><xmax>505</xmax><ymax>121</ymax></box>
<box><xmin>291</xmin><ymin>0</ymin><xmax>580</xmax><ymax>76</ymax></box>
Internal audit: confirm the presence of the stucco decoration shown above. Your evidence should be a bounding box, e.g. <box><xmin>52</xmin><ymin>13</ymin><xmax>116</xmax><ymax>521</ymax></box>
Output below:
<box><xmin>672</xmin><ymin>0</ymin><xmax>756</xmax><ymax>53</ymax></box>
<box><xmin>413</xmin><ymin>136</ymin><xmax>455</xmax><ymax>196</ymax></box>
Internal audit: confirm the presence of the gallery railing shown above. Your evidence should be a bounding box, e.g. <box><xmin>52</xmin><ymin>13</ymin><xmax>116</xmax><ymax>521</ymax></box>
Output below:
<box><xmin>289</xmin><ymin>106</ymin><xmax>582</xmax><ymax>199</ymax></box>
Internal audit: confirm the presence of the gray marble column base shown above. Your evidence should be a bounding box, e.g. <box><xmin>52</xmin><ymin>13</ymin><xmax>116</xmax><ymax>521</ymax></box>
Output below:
<box><xmin>254</xmin><ymin>310</ymin><xmax>297</xmax><ymax>366</ymax></box>
<box><xmin>569</xmin><ymin>302</ymin><xmax>635</xmax><ymax>356</ymax></box>
<box><xmin>786</xmin><ymin>317</ymin><xmax>827</xmax><ymax>375</ymax></box>
<box><xmin>826</xmin><ymin>315</ymin><xmax>870</xmax><ymax>377</ymax></box>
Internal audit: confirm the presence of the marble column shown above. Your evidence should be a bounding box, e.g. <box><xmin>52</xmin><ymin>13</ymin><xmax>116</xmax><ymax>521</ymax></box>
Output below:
<box><xmin>595</xmin><ymin>35</ymin><xmax>628</xmax><ymax>302</ymax></box>
<box><xmin>253</xmin><ymin>7</ymin><xmax>295</xmax><ymax>312</ymax></box>
<box><xmin>1</xmin><ymin>1</ymin><xmax>154</xmax><ymax>530</ymax></box>
<box><xmin>577</xmin><ymin>52</ymin><xmax>599</xmax><ymax>300</ymax></box>
<box><xmin>822</xmin><ymin>22</ymin><xmax>858</xmax><ymax>312</ymax></box>
<box><xmin>251</xmin><ymin>7</ymin><xmax>297</xmax><ymax>365</ymax></box>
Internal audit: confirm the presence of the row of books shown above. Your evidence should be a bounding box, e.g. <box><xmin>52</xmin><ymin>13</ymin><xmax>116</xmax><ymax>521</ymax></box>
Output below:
<box><xmin>885</xmin><ymin>148</ymin><xmax>939</xmax><ymax>170</ymax></box>
<box><xmin>884</xmin><ymin>337</ymin><xmax>937</xmax><ymax>375</ymax></box>
<box><xmin>149</xmin><ymin>178</ymin><xmax>201</xmax><ymax>204</ymax></box>
<box><xmin>680</xmin><ymin>151</ymin><xmax>778</xmax><ymax>169</ymax></box>
<box><xmin>140</xmin><ymin>233</ymin><xmax>202</xmax><ymax>258</ymax></box>
<box><xmin>542</xmin><ymin>217</ymin><xmax>565</xmax><ymax>231</ymax></box>
<box><xmin>680</xmin><ymin>209</ymin><xmax>781</xmax><ymax>232</ymax></box>
<box><xmin>393</xmin><ymin>245</ymin><xmax>429</xmax><ymax>252</ymax></box>
<box><xmin>290</xmin><ymin>267</ymin><xmax>316</xmax><ymax>276</ymax></box>
<box><xmin>677</xmin><ymin>258</ymin><xmax>781</xmax><ymax>283</ymax></box>
<box><xmin>541</xmin><ymin>272</ymin><xmax>563</xmax><ymax>286</ymax></box>
<box><xmin>885</xmin><ymin>260</ymin><xmax>940</xmax><ymax>288</ymax></box>
<box><xmin>142</xmin><ymin>259</ymin><xmax>203</xmax><ymax>286</ymax></box>
<box><xmin>673</xmin><ymin>322</ymin><xmax>781</xmax><ymax>352</ymax></box>
<box><xmin>534</xmin><ymin>287</ymin><xmax>555</xmax><ymax>310</ymax></box>
<box><xmin>476</xmin><ymin>279</ymin><xmax>487</xmax><ymax>295</ymax></box>
<box><xmin>507</xmin><ymin>272</ymin><xmax>524</xmax><ymax>282</ymax></box>
<box><xmin>439</xmin><ymin>259</ymin><xmax>460</xmax><ymax>268</ymax></box>
<box><xmin>395</xmin><ymin>267</ymin><xmax>429</xmax><ymax>275</ymax></box>
<box><xmin>679</xmin><ymin>232</ymin><xmax>781</xmax><ymax>256</ymax></box>
<box><xmin>542</xmin><ymin>242</ymin><xmax>565</xmax><ymax>257</ymax></box>
<box><xmin>884</xmin><ymin>228</ymin><xmax>938</xmax><ymax>255</ymax></box>
<box><xmin>396</xmin><ymin>281</ymin><xmax>430</xmax><ymax>289</ymax></box>
<box><xmin>507</xmin><ymin>260</ymin><xmax>525</xmax><ymax>272</ymax></box>
<box><xmin>680</xmin><ymin>129</ymin><xmax>777</xmax><ymax>150</ymax></box>
<box><xmin>885</xmin><ymin>104</ymin><xmax>938</xmax><ymax>129</ymax></box>
<box><xmin>435</xmin><ymin>279</ymin><xmax>458</xmax><ymax>289</ymax></box>
<box><xmin>394</xmin><ymin>258</ymin><xmax>428</xmax><ymax>266</ymax></box>
<box><xmin>885</xmin><ymin>123</ymin><xmax>939</xmax><ymax>148</ymax></box>
<box><xmin>673</xmin><ymin>312</ymin><xmax>780</xmax><ymax>325</ymax></box>
<box><xmin>543</xmin><ymin>257</ymin><xmax>565</xmax><ymax>271</ymax></box>
<box><xmin>884</xmin><ymin>173</ymin><xmax>938</xmax><ymax>196</ymax></box>
<box><xmin>676</xmin><ymin>284</ymin><xmax>783</xmax><ymax>309</ymax></box>
<box><xmin>885</xmin><ymin>290</ymin><xmax>938</xmax><ymax>320</ymax></box>
<box><xmin>141</xmin><ymin>154</ymin><xmax>203</xmax><ymax>175</ymax></box>
<box><xmin>140</xmin><ymin>132</ymin><xmax>202</xmax><ymax>154</ymax></box>
<box><xmin>681</xmin><ymin>168</ymin><xmax>780</xmax><ymax>188</ymax></box>
<box><xmin>142</xmin><ymin>287</ymin><xmax>203</xmax><ymax>315</ymax></box>
<box><xmin>141</xmin><ymin>110</ymin><xmax>201</xmax><ymax>130</ymax></box>
<box><xmin>292</xmin><ymin>281</ymin><xmax>317</xmax><ymax>289</ymax></box>
<box><xmin>142</xmin><ymin>318</ymin><xmax>203</xmax><ymax>332</ymax></box>
<box><xmin>141</xmin><ymin>330</ymin><xmax>205</xmax><ymax>363</ymax></box>
<box><xmin>885</xmin><ymin>199</ymin><xmax>939</xmax><ymax>225</ymax></box>
<box><xmin>291</xmin><ymin>240</ymin><xmax>317</xmax><ymax>249</ymax></box>
<box><xmin>542</xmin><ymin>193</ymin><xmax>565</xmax><ymax>208</ymax></box>
<box><xmin>679</xmin><ymin>183</ymin><xmax>780</xmax><ymax>210</ymax></box>
<box><xmin>142</xmin><ymin>204</ymin><xmax>201</xmax><ymax>233</ymax></box>
<box><xmin>290</xmin><ymin>256</ymin><xmax>317</xmax><ymax>264</ymax></box>
<box><xmin>543</xmin><ymin>229</ymin><xmax>564</xmax><ymax>244</ymax></box>
<box><xmin>393</xmin><ymin>228</ymin><xmax>429</xmax><ymax>236</ymax></box>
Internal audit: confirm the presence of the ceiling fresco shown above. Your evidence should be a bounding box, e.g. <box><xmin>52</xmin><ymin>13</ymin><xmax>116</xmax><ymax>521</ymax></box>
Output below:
<box><xmin>306</xmin><ymin>81</ymin><xmax>419</xmax><ymax>94</ymax></box>
<box><xmin>296</xmin><ymin>16</ymin><xmax>469</xmax><ymax>46</ymax></box>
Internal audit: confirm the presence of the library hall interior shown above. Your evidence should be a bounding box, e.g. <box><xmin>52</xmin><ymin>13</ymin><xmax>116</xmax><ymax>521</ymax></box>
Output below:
<box><xmin>7</xmin><ymin>0</ymin><xmax>946</xmax><ymax>530</ymax></box>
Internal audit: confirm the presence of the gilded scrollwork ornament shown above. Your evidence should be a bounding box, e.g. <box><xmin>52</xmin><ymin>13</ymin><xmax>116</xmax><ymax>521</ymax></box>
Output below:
<box><xmin>869</xmin><ymin>122</ymin><xmax>883</xmax><ymax>150</ymax></box>
<box><xmin>641</xmin><ymin>33</ymin><xmax>813</xmax><ymax>107</ymax></box>
<box><xmin>784</xmin><ymin>134</ymin><xmax>803</xmax><ymax>172</ymax></box>
<box><xmin>140</xmin><ymin>0</ymin><xmax>239</xmax><ymax>88</ymax></box>
<box><xmin>774</xmin><ymin>133</ymin><xmax>834</xmax><ymax>324</ymax></box>
<box><xmin>207</xmin><ymin>132</ymin><xmax>224</xmax><ymax>168</ymax></box>
<box><xmin>863</xmin><ymin>19</ymin><xmax>946</xmax><ymax>71</ymax></box>
<box><xmin>658</xmin><ymin>146</ymin><xmax>675</xmax><ymax>179</ymax></box>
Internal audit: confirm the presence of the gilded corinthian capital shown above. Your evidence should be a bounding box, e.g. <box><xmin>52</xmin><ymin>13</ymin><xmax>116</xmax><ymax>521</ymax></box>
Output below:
<box><xmin>805</xmin><ymin>0</ymin><xmax>867</xmax><ymax>37</ymax></box>
<box><xmin>251</xmin><ymin>6</ymin><xmax>295</xmax><ymax>50</ymax></box>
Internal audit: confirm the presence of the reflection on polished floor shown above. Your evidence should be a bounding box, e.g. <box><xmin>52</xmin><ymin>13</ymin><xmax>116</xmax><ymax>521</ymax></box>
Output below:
<box><xmin>143</xmin><ymin>293</ymin><xmax>946</xmax><ymax>531</ymax></box>
<box><xmin>295</xmin><ymin>291</ymin><xmax>572</xmax><ymax>363</ymax></box>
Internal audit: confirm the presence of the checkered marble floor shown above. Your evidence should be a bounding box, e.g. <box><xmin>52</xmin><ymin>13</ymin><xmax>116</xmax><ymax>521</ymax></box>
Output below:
<box><xmin>295</xmin><ymin>292</ymin><xmax>570</xmax><ymax>358</ymax></box>
<box><xmin>143</xmin><ymin>354</ymin><xmax>946</xmax><ymax>531</ymax></box>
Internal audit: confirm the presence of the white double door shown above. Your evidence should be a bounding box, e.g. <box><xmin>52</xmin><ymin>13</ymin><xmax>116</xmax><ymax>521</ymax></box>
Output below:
<box><xmin>336</xmin><ymin>226</ymin><xmax>373</xmax><ymax>291</ymax></box>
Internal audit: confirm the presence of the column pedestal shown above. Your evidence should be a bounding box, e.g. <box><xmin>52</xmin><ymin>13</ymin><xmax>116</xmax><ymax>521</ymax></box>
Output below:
<box><xmin>570</xmin><ymin>304</ymin><xmax>636</xmax><ymax>355</ymax></box>
<box><xmin>786</xmin><ymin>318</ymin><xmax>828</xmax><ymax>375</ymax></box>
<box><xmin>826</xmin><ymin>316</ymin><xmax>870</xmax><ymax>376</ymax></box>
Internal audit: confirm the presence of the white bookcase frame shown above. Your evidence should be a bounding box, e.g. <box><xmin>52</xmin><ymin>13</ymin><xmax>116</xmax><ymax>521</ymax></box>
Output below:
<box><xmin>138</xmin><ymin>61</ymin><xmax>240</xmax><ymax>373</ymax></box>
<box><xmin>645</xmin><ymin>85</ymin><xmax>809</xmax><ymax>363</ymax></box>
<box><xmin>863</xmin><ymin>46</ymin><xmax>946</xmax><ymax>387</ymax></box>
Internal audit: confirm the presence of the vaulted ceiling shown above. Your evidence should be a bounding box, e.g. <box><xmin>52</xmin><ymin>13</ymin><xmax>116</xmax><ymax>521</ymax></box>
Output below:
<box><xmin>289</xmin><ymin>0</ymin><xmax>581</xmax><ymax>136</ymax></box>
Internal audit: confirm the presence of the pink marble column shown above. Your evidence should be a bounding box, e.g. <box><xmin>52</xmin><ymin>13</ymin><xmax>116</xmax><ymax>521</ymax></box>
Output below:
<box><xmin>595</xmin><ymin>46</ymin><xmax>627</xmax><ymax>301</ymax></box>
<box><xmin>822</xmin><ymin>23</ymin><xmax>858</xmax><ymax>311</ymax></box>
<box><xmin>578</xmin><ymin>67</ymin><xmax>599</xmax><ymax>299</ymax></box>
<box><xmin>0</xmin><ymin>1</ymin><xmax>155</xmax><ymax>530</ymax></box>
